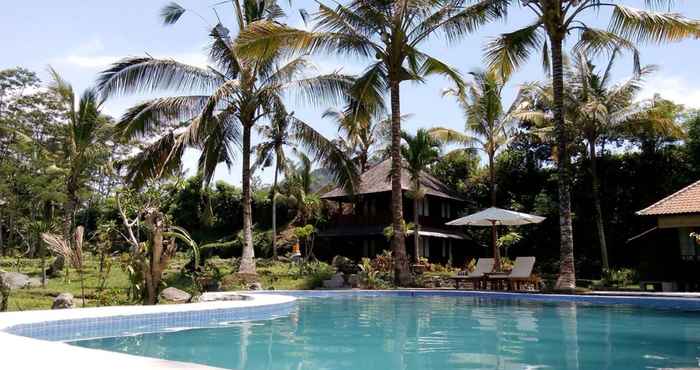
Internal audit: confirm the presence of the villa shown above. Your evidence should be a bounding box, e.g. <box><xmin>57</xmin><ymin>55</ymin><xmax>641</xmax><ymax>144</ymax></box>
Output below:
<box><xmin>318</xmin><ymin>159</ymin><xmax>469</xmax><ymax>263</ymax></box>
<box><xmin>636</xmin><ymin>179</ymin><xmax>700</xmax><ymax>291</ymax></box>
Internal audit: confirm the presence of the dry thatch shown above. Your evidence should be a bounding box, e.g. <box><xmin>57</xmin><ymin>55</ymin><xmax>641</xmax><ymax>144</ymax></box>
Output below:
<box><xmin>321</xmin><ymin>159</ymin><xmax>464</xmax><ymax>201</ymax></box>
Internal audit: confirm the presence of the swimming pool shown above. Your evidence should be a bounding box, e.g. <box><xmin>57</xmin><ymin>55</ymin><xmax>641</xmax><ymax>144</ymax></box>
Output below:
<box><xmin>64</xmin><ymin>292</ymin><xmax>700</xmax><ymax>370</ymax></box>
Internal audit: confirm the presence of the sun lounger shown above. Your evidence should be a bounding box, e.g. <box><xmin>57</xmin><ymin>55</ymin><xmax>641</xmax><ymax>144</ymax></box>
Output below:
<box><xmin>486</xmin><ymin>256</ymin><xmax>539</xmax><ymax>291</ymax></box>
<box><xmin>450</xmin><ymin>258</ymin><xmax>494</xmax><ymax>290</ymax></box>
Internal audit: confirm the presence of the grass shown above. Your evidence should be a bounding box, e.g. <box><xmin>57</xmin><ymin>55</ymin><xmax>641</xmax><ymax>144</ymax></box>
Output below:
<box><xmin>1</xmin><ymin>254</ymin><xmax>329</xmax><ymax>312</ymax></box>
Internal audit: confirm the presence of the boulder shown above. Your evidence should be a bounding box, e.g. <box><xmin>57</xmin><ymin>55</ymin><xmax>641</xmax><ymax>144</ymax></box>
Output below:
<box><xmin>323</xmin><ymin>273</ymin><xmax>345</xmax><ymax>289</ymax></box>
<box><xmin>159</xmin><ymin>287</ymin><xmax>191</xmax><ymax>303</ymax></box>
<box><xmin>248</xmin><ymin>282</ymin><xmax>263</xmax><ymax>290</ymax></box>
<box><xmin>0</xmin><ymin>272</ymin><xmax>30</xmax><ymax>290</ymax></box>
<box><xmin>52</xmin><ymin>293</ymin><xmax>74</xmax><ymax>309</ymax></box>
<box><xmin>27</xmin><ymin>277</ymin><xmax>42</xmax><ymax>288</ymax></box>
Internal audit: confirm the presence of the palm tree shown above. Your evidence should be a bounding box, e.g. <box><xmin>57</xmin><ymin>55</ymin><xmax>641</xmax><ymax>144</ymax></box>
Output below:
<box><xmin>486</xmin><ymin>0</ymin><xmax>700</xmax><ymax>291</ymax></box>
<box><xmin>46</xmin><ymin>68</ymin><xmax>112</xmax><ymax>276</ymax></box>
<box><xmin>236</xmin><ymin>0</ymin><xmax>506</xmax><ymax>285</ymax></box>
<box><xmin>570</xmin><ymin>51</ymin><xmax>653</xmax><ymax>272</ymax></box>
<box><xmin>401</xmin><ymin>129</ymin><xmax>440</xmax><ymax>263</ymax></box>
<box><xmin>430</xmin><ymin>70</ymin><xmax>515</xmax><ymax>271</ymax></box>
<box><xmin>254</xmin><ymin>102</ymin><xmax>348</xmax><ymax>259</ymax></box>
<box><xmin>430</xmin><ymin>70</ymin><xmax>514</xmax><ymax>207</ymax></box>
<box><xmin>515</xmin><ymin>51</ymin><xmax>680</xmax><ymax>273</ymax></box>
<box><xmin>97</xmin><ymin>0</ymin><xmax>356</xmax><ymax>276</ymax></box>
<box><xmin>323</xmin><ymin>108</ymin><xmax>400</xmax><ymax>172</ymax></box>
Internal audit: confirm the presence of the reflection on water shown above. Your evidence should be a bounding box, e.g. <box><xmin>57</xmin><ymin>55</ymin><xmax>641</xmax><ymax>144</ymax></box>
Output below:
<box><xmin>72</xmin><ymin>296</ymin><xmax>700</xmax><ymax>370</ymax></box>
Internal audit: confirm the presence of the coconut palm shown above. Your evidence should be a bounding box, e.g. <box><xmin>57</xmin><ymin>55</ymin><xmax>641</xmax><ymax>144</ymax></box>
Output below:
<box><xmin>430</xmin><ymin>70</ymin><xmax>514</xmax><ymax>208</ymax></box>
<box><xmin>570</xmin><ymin>51</ymin><xmax>654</xmax><ymax>271</ymax></box>
<box><xmin>486</xmin><ymin>0</ymin><xmax>700</xmax><ymax>291</ymax></box>
<box><xmin>401</xmin><ymin>129</ymin><xmax>440</xmax><ymax>262</ymax></box>
<box><xmin>323</xmin><ymin>107</ymin><xmax>402</xmax><ymax>172</ymax></box>
<box><xmin>97</xmin><ymin>0</ymin><xmax>356</xmax><ymax>276</ymax></box>
<box><xmin>254</xmin><ymin>101</ymin><xmax>349</xmax><ymax>259</ymax></box>
<box><xmin>236</xmin><ymin>0</ymin><xmax>506</xmax><ymax>285</ymax></box>
<box><xmin>514</xmin><ymin>51</ymin><xmax>674</xmax><ymax>273</ymax></box>
<box><xmin>46</xmin><ymin>68</ymin><xmax>113</xmax><ymax>276</ymax></box>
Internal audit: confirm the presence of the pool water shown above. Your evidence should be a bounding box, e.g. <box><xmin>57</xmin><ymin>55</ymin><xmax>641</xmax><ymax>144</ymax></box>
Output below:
<box><xmin>72</xmin><ymin>296</ymin><xmax>700</xmax><ymax>370</ymax></box>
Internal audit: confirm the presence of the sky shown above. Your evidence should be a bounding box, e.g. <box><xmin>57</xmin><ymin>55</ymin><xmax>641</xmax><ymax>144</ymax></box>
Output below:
<box><xmin>2</xmin><ymin>0</ymin><xmax>700</xmax><ymax>187</ymax></box>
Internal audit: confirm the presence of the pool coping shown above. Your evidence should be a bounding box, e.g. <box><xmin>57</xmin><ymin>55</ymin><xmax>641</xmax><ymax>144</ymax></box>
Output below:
<box><xmin>2</xmin><ymin>289</ymin><xmax>700</xmax><ymax>370</ymax></box>
<box><xmin>0</xmin><ymin>293</ymin><xmax>295</xmax><ymax>370</ymax></box>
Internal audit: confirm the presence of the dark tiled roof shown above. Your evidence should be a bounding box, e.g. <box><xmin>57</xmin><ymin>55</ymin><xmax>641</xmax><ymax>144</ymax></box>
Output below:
<box><xmin>321</xmin><ymin>159</ymin><xmax>464</xmax><ymax>201</ymax></box>
<box><xmin>637</xmin><ymin>179</ymin><xmax>700</xmax><ymax>216</ymax></box>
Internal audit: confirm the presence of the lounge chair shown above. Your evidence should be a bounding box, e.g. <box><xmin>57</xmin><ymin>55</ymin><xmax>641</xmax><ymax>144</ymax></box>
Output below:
<box><xmin>450</xmin><ymin>258</ymin><xmax>494</xmax><ymax>290</ymax></box>
<box><xmin>487</xmin><ymin>256</ymin><xmax>539</xmax><ymax>291</ymax></box>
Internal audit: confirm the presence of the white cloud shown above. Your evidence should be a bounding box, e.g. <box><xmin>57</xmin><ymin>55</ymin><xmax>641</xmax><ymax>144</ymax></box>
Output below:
<box><xmin>639</xmin><ymin>74</ymin><xmax>700</xmax><ymax>108</ymax></box>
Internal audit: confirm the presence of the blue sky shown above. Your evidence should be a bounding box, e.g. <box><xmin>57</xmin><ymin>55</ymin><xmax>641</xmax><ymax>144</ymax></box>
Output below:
<box><xmin>3</xmin><ymin>0</ymin><xmax>700</xmax><ymax>186</ymax></box>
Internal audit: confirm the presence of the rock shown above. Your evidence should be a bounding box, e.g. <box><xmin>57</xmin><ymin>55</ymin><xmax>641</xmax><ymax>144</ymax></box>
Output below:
<box><xmin>159</xmin><ymin>287</ymin><xmax>191</xmax><ymax>303</ymax></box>
<box><xmin>332</xmin><ymin>255</ymin><xmax>359</xmax><ymax>274</ymax></box>
<box><xmin>248</xmin><ymin>282</ymin><xmax>263</xmax><ymax>290</ymax></box>
<box><xmin>0</xmin><ymin>272</ymin><xmax>30</xmax><ymax>290</ymax></box>
<box><xmin>199</xmin><ymin>292</ymin><xmax>248</xmax><ymax>302</ymax></box>
<box><xmin>323</xmin><ymin>273</ymin><xmax>345</xmax><ymax>289</ymax></box>
<box><xmin>348</xmin><ymin>274</ymin><xmax>360</xmax><ymax>288</ymax></box>
<box><xmin>27</xmin><ymin>277</ymin><xmax>42</xmax><ymax>288</ymax></box>
<box><xmin>52</xmin><ymin>293</ymin><xmax>74</xmax><ymax>309</ymax></box>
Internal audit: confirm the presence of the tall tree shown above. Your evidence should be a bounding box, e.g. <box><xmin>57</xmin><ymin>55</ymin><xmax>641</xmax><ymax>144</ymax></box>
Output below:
<box><xmin>486</xmin><ymin>0</ymin><xmax>700</xmax><ymax>291</ymax></box>
<box><xmin>46</xmin><ymin>68</ymin><xmax>113</xmax><ymax>276</ymax></box>
<box><xmin>570</xmin><ymin>51</ymin><xmax>652</xmax><ymax>271</ymax></box>
<box><xmin>325</xmin><ymin>107</ymin><xmax>410</xmax><ymax>172</ymax></box>
<box><xmin>430</xmin><ymin>70</ymin><xmax>514</xmax><ymax>207</ymax></box>
<box><xmin>237</xmin><ymin>0</ymin><xmax>506</xmax><ymax>285</ymax></box>
<box><xmin>401</xmin><ymin>129</ymin><xmax>440</xmax><ymax>262</ymax></box>
<box><xmin>98</xmin><ymin>0</ymin><xmax>356</xmax><ymax>276</ymax></box>
<box><xmin>254</xmin><ymin>101</ymin><xmax>350</xmax><ymax>259</ymax></box>
<box><xmin>430</xmin><ymin>70</ymin><xmax>515</xmax><ymax>271</ymax></box>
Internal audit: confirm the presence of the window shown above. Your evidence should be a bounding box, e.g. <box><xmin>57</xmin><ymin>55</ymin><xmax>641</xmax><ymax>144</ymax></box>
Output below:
<box><xmin>422</xmin><ymin>237</ymin><xmax>430</xmax><ymax>258</ymax></box>
<box><xmin>418</xmin><ymin>198</ymin><xmax>430</xmax><ymax>216</ymax></box>
<box><xmin>441</xmin><ymin>201</ymin><xmax>451</xmax><ymax>218</ymax></box>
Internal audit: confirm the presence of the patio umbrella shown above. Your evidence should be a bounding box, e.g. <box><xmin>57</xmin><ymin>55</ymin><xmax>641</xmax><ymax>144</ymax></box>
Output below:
<box><xmin>446</xmin><ymin>207</ymin><xmax>545</xmax><ymax>271</ymax></box>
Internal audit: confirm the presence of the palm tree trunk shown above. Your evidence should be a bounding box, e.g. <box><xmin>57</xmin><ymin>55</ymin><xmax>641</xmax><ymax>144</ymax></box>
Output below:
<box><xmin>389</xmin><ymin>80</ymin><xmax>411</xmax><ymax>286</ymax></box>
<box><xmin>489</xmin><ymin>152</ymin><xmax>497</xmax><ymax>206</ymax></box>
<box><xmin>550</xmin><ymin>34</ymin><xmax>576</xmax><ymax>291</ymax></box>
<box><xmin>589</xmin><ymin>139</ymin><xmax>609</xmax><ymax>271</ymax></box>
<box><xmin>239</xmin><ymin>124</ymin><xmax>256</xmax><ymax>275</ymax></box>
<box><xmin>413</xmin><ymin>197</ymin><xmax>420</xmax><ymax>263</ymax></box>
<box><xmin>271</xmin><ymin>167</ymin><xmax>278</xmax><ymax>260</ymax></box>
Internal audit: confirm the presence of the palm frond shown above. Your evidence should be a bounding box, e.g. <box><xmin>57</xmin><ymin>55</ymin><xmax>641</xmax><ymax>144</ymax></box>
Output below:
<box><xmin>485</xmin><ymin>23</ymin><xmax>544</xmax><ymax>80</ymax></box>
<box><xmin>427</xmin><ymin>127</ymin><xmax>476</xmax><ymax>146</ymax></box>
<box><xmin>120</xmin><ymin>131</ymin><xmax>187</xmax><ymax>189</ymax></box>
<box><xmin>419</xmin><ymin>55</ymin><xmax>465</xmax><ymax>91</ymax></box>
<box><xmin>290</xmin><ymin>116</ymin><xmax>359</xmax><ymax>193</ymax></box>
<box><xmin>609</xmin><ymin>5</ymin><xmax>700</xmax><ymax>44</ymax></box>
<box><xmin>116</xmin><ymin>95</ymin><xmax>210</xmax><ymax>139</ymax></box>
<box><xmin>161</xmin><ymin>2</ymin><xmax>186</xmax><ymax>25</ymax></box>
<box><xmin>97</xmin><ymin>57</ymin><xmax>222</xmax><ymax>98</ymax></box>
<box><xmin>235</xmin><ymin>21</ymin><xmax>377</xmax><ymax>62</ymax></box>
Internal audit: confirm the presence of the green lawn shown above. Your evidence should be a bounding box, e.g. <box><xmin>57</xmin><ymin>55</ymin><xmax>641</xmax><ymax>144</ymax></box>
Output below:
<box><xmin>0</xmin><ymin>254</ymin><xmax>328</xmax><ymax>312</ymax></box>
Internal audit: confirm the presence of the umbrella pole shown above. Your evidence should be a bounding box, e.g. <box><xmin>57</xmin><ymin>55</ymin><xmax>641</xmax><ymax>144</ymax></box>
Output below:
<box><xmin>491</xmin><ymin>220</ymin><xmax>500</xmax><ymax>272</ymax></box>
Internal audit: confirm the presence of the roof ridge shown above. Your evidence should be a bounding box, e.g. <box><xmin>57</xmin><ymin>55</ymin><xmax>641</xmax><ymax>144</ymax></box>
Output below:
<box><xmin>637</xmin><ymin>179</ymin><xmax>700</xmax><ymax>215</ymax></box>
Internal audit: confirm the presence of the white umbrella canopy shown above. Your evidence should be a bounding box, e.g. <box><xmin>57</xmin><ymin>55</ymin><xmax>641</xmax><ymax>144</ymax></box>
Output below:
<box><xmin>446</xmin><ymin>207</ymin><xmax>545</xmax><ymax>226</ymax></box>
<box><xmin>446</xmin><ymin>207</ymin><xmax>545</xmax><ymax>272</ymax></box>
